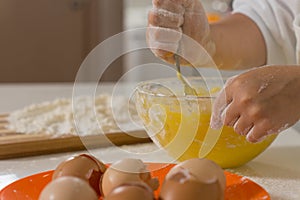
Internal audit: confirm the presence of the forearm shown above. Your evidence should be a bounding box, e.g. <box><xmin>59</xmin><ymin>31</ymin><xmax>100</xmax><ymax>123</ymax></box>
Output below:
<box><xmin>210</xmin><ymin>13</ymin><xmax>267</xmax><ymax>70</ymax></box>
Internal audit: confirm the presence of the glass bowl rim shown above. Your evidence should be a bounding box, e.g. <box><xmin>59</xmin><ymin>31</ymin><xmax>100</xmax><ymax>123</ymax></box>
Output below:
<box><xmin>135</xmin><ymin>76</ymin><xmax>226</xmax><ymax>99</ymax></box>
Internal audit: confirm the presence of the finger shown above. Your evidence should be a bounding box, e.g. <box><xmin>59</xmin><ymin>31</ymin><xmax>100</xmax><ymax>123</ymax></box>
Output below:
<box><xmin>210</xmin><ymin>88</ymin><xmax>232</xmax><ymax>129</ymax></box>
<box><xmin>148</xmin><ymin>8</ymin><xmax>184</xmax><ymax>28</ymax></box>
<box><xmin>149</xmin><ymin>41</ymin><xmax>178</xmax><ymax>56</ymax></box>
<box><xmin>233</xmin><ymin>116</ymin><xmax>254</xmax><ymax>136</ymax></box>
<box><xmin>147</xmin><ymin>26</ymin><xmax>182</xmax><ymax>44</ymax></box>
<box><xmin>183</xmin><ymin>12</ymin><xmax>209</xmax><ymax>44</ymax></box>
<box><xmin>180</xmin><ymin>33</ymin><xmax>214</xmax><ymax>67</ymax></box>
<box><xmin>147</xmin><ymin>26</ymin><xmax>181</xmax><ymax>61</ymax></box>
<box><xmin>246</xmin><ymin>121</ymin><xmax>270</xmax><ymax>143</ymax></box>
<box><xmin>183</xmin><ymin>0</ymin><xmax>205</xmax><ymax>13</ymax></box>
<box><xmin>152</xmin><ymin>0</ymin><xmax>185</xmax><ymax>14</ymax></box>
<box><xmin>220</xmin><ymin>101</ymin><xmax>240</xmax><ymax>127</ymax></box>
<box><xmin>146</xmin><ymin>34</ymin><xmax>175</xmax><ymax>64</ymax></box>
<box><xmin>210</xmin><ymin>77</ymin><xmax>237</xmax><ymax>130</ymax></box>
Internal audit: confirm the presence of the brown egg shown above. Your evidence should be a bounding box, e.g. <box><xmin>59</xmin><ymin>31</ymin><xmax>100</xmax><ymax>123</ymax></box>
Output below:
<box><xmin>39</xmin><ymin>176</ymin><xmax>98</xmax><ymax>200</ymax></box>
<box><xmin>52</xmin><ymin>154</ymin><xmax>106</xmax><ymax>196</ymax></box>
<box><xmin>105</xmin><ymin>182</ymin><xmax>154</xmax><ymax>200</ymax></box>
<box><xmin>160</xmin><ymin>158</ymin><xmax>226</xmax><ymax>200</ymax></box>
<box><xmin>101</xmin><ymin>158</ymin><xmax>159</xmax><ymax>197</ymax></box>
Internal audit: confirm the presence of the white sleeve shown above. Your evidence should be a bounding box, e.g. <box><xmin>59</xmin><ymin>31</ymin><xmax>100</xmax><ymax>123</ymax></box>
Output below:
<box><xmin>232</xmin><ymin>0</ymin><xmax>300</xmax><ymax>65</ymax></box>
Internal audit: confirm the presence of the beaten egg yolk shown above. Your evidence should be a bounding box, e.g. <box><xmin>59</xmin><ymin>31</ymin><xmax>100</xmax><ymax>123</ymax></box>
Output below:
<box><xmin>137</xmin><ymin>87</ymin><xmax>277</xmax><ymax>168</ymax></box>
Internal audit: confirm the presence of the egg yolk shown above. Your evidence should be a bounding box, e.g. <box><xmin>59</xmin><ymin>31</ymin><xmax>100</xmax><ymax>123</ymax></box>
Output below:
<box><xmin>136</xmin><ymin>87</ymin><xmax>277</xmax><ymax>168</ymax></box>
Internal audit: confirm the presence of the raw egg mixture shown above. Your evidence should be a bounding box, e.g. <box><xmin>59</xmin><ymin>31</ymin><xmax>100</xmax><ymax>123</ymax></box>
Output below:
<box><xmin>135</xmin><ymin>85</ymin><xmax>277</xmax><ymax>168</ymax></box>
<box><xmin>39</xmin><ymin>154</ymin><xmax>226</xmax><ymax>200</ymax></box>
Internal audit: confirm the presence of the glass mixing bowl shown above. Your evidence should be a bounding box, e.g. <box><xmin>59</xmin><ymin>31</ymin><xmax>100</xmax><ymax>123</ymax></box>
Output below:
<box><xmin>134</xmin><ymin>77</ymin><xmax>277</xmax><ymax>168</ymax></box>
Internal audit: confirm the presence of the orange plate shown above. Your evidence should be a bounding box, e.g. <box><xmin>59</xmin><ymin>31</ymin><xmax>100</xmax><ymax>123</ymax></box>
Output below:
<box><xmin>0</xmin><ymin>163</ymin><xmax>270</xmax><ymax>200</ymax></box>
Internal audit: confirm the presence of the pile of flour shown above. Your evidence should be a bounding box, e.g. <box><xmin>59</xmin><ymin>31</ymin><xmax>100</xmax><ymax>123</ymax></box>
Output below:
<box><xmin>7</xmin><ymin>94</ymin><xmax>140</xmax><ymax>137</ymax></box>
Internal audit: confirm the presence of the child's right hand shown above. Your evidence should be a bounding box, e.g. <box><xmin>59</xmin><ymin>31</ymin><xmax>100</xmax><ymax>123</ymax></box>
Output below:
<box><xmin>147</xmin><ymin>0</ymin><xmax>216</xmax><ymax>67</ymax></box>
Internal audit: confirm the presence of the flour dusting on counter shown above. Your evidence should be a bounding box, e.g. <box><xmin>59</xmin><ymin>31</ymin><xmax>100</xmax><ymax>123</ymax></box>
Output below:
<box><xmin>7</xmin><ymin>94</ymin><xmax>140</xmax><ymax>137</ymax></box>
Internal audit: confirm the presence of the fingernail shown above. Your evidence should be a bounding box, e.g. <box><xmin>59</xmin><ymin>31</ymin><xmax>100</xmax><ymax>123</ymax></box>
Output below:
<box><xmin>246</xmin><ymin>134</ymin><xmax>266</xmax><ymax>143</ymax></box>
<box><xmin>246</xmin><ymin>134</ymin><xmax>256</xmax><ymax>143</ymax></box>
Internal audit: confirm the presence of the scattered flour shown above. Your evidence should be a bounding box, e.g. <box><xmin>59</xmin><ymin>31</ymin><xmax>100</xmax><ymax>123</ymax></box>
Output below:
<box><xmin>7</xmin><ymin>94</ymin><xmax>139</xmax><ymax>137</ymax></box>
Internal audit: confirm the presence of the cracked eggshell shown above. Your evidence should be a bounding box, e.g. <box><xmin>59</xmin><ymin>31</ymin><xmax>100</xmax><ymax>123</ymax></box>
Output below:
<box><xmin>52</xmin><ymin>154</ymin><xmax>106</xmax><ymax>196</ymax></box>
<box><xmin>166</xmin><ymin>158</ymin><xmax>226</xmax><ymax>191</ymax></box>
<box><xmin>101</xmin><ymin>158</ymin><xmax>159</xmax><ymax>197</ymax></box>
<box><xmin>39</xmin><ymin>176</ymin><xmax>98</xmax><ymax>200</ymax></box>
<box><xmin>105</xmin><ymin>182</ymin><xmax>154</xmax><ymax>200</ymax></box>
<box><xmin>160</xmin><ymin>158</ymin><xmax>226</xmax><ymax>200</ymax></box>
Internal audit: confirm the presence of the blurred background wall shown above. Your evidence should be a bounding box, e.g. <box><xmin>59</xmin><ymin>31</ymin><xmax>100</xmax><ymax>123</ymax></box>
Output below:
<box><xmin>0</xmin><ymin>0</ymin><xmax>234</xmax><ymax>82</ymax></box>
<box><xmin>0</xmin><ymin>0</ymin><xmax>123</xmax><ymax>82</ymax></box>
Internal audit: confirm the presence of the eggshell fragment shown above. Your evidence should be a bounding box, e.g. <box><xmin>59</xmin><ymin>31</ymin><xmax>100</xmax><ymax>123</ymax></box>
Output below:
<box><xmin>52</xmin><ymin>154</ymin><xmax>106</xmax><ymax>195</ymax></box>
<box><xmin>160</xmin><ymin>158</ymin><xmax>226</xmax><ymax>200</ymax></box>
<box><xmin>101</xmin><ymin>158</ymin><xmax>159</xmax><ymax>197</ymax></box>
<box><xmin>105</xmin><ymin>182</ymin><xmax>154</xmax><ymax>200</ymax></box>
<box><xmin>39</xmin><ymin>176</ymin><xmax>98</xmax><ymax>200</ymax></box>
<box><xmin>166</xmin><ymin>158</ymin><xmax>226</xmax><ymax>191</ymax></box>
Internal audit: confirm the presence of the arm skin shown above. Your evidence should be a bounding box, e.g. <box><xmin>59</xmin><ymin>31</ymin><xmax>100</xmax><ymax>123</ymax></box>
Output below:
<box><xmin>210</xmin><ymin>13</ymin><xmax>267</xmax><ymax>70</ymax></box>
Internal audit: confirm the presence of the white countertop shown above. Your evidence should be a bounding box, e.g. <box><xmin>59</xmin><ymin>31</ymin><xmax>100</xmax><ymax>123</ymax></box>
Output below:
<box><xmin>0</xmin><ymin>83</ymin><xmax>299</xmax><ymax>200</ymax></box>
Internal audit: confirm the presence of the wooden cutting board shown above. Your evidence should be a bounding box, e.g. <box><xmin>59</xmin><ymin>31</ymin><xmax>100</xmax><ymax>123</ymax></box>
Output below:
<box><xmin>0</xmin><ymin>114</ymin><xmax>151</xmax><ymax>159</ymax></box>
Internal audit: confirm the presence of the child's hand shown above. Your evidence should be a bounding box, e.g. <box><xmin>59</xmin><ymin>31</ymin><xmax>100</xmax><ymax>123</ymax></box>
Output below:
<box><xmin>147</xmin><ymin>0</ymin><xmax>215</xmax><ymax>66</ymax></box>
<box><xmin>210</xmin><ymin>66</ymin><xmax>300</xmax><ymax>143</ymax></box>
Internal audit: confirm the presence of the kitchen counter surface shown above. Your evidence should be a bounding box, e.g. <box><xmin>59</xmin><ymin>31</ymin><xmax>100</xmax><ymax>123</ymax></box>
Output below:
<box><xmin>0</xmin><ymin>83</ymin><xmax>299</xmax><ymax>199</ymax></box>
